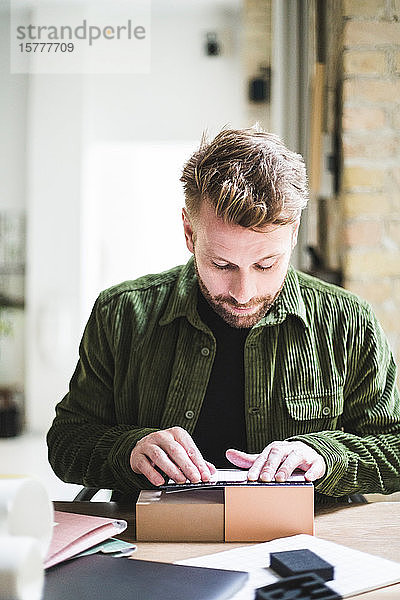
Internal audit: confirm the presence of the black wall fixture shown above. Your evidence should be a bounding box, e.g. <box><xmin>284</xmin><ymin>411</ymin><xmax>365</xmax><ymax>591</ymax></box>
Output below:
<box><xmin>205</xmin><ymin>32</ymin><xmax>220</xmax><ymax>56</ymax></box>
<box><xmin>249</xmin><ymin>65</ymin><xmax>271</xmax><ymax>102</ymax></box>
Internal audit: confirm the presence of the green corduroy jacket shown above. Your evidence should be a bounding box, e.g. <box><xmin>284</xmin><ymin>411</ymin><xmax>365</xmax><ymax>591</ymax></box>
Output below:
<box><xmin>47</xmin><ymin>258</ymin><xmax>400</xmax><ymax>503</ymax></box>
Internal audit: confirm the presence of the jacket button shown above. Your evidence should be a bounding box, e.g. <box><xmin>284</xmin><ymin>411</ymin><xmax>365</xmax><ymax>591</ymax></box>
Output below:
<box><xmin>322</xmin><ymin>406</ymin><xmax>331</xmax><ymax>416</ymax></box>
<box><xmin>248</xmin><ymin>406</ymin><xmax>260</xmax><ymax>415</ymax></box>
<box><xmin>201</xmin><ymin>347</ymin><xmax>210</xmax><ymax>357</ymax></box>
<box><xmin>185</xmin><ymin>410</ymin><xmax>195</xmax><ymax>419</ymax></box>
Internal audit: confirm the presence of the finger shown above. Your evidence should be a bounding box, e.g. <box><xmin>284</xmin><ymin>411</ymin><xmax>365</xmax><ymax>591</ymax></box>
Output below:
<box><xmin>304</xmin><ymin>459</ymin><xmax>326</xmax><ymax>482</ymax></box>
<box><xmin>205</xmin><ymin>461</ymin><xmax>217</xmax><ymax>475</ymax></box>
<box><xmin>173</xmin><ymin>428</ymin><xmax>211</xmax><ymax>482</ymax></box>
<box><xmin>251</xmin><ymin>444</ymin><xmax>286</xmax><ymax>481</ymax></box>
<box><xmin>138</xmin><ymin>445</ymin><xmax>189</xmax><ymax>484</ymax></box>
<box><xmin>152</xmin><ymin>445</ymin><xmax>198</xmax><ymax>484</ymax></box>
<box><xmin>225</xmin><ymin>449</ymin><xmax>258</xmax><ymax>470</ymax></box>
<box><xmin>132</xmin><ymin>428</ymin><xmax>206</xmax><ymax>484</ymax></box>
<box><xmin>131</xmin><ymin>454</ymin><xmax>167</xmax><ymax>487</ymax></box>
<box><xmin>248</xmin><ymin>449</ymin><xmax>278</xmax><ymax>481</ymax></box>
<box><xmin>161</xmin><ymin>439</ymin><xmax>203</xmax><ymax>483</ymax></box>
<box><xmin>257</xmin><ymin>444</ymin><xmax>288</xmax><ymax>482</ymax></box>
<box><xmin>273</xmin><ymin>449</ymin><xmax>305</xmax><ymax>482</ymax></box>
<box><xmin>206</xmin><ymin>461</ymin><xmax>218</xmax><ymax>482</ymax></box>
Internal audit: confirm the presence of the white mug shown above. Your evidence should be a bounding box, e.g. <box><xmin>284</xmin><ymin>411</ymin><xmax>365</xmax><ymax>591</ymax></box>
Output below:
<box><xmin>0</xmin><ymin>478</ymin><xmax>53</xmax><ymax>559</ymax></box>
<box><xmin>0</xmin><ymin>535</ymin><xmax>44</xmax><ymax>600</ymax></box>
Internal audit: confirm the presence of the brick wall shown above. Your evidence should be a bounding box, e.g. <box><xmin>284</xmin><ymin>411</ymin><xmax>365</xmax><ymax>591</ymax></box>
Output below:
<box><xmin>340</xmin><ymin>0</ymin><xmax>400</xmax><ymax>370</ymax></box>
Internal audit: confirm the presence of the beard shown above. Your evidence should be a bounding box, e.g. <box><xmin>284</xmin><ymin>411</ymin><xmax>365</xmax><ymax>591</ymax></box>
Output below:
<box><xmin>194</xmin><ymin>257</ymin><xmax>284</xmax><ymax>329</ymax></box>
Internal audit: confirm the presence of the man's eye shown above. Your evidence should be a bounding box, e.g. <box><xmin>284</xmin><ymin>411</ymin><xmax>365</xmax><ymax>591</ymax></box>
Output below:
<box><xmin>212</xmin><ymin>262</ymin><xmax>231</xmax><ymax>270</ymax></box>
<box><xmin>256</xmin><ymin>263</ymin><xmax>274</xmax><ymax>271</ymax></box>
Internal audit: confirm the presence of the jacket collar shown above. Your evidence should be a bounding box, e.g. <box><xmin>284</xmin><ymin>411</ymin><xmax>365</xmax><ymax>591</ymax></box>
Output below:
<box><xmin>159</xmin><ymin>257</ymin><xmax>309</xmax><ymax>330</ymax></box>
<box><xmin>252</xmin><ymin>264</ymin><xmax>309</xmax><ymax>329</ymax></box>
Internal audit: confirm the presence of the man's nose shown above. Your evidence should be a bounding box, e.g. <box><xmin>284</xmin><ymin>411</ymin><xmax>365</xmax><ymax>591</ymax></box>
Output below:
<box><xmin>228</xmin><ymin>273</ymin><xmax>257</xmax><ymax>305</ymax></box>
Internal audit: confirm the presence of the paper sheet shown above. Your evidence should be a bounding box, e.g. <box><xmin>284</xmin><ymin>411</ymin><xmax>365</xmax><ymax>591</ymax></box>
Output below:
<box><xmin>177</xmin><ymin>534</ymin><xmax>400</xmax><ymax>599</ymax></box>
<box><xmin>211</xmin><ymin>469</ymin><xmax>306</xmax><ymax>483</ymax></box>
<box><xmin>164</xmin><ymin>468</ymin><xmax>306</xmax><ymax>489</ymax></box>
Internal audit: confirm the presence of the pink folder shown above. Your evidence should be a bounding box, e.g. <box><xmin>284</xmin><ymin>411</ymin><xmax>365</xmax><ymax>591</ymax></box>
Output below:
<box><xmin>44</xmin><ymin>511</ymin><xmax>127</xmax><ymax>569</ymax></box>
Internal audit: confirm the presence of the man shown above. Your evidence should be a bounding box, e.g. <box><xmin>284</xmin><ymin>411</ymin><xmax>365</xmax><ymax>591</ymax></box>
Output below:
<box><xmin>47</xmin><ymin>127</ymin><xmax>400</xmax><ymax>504</ymax></box>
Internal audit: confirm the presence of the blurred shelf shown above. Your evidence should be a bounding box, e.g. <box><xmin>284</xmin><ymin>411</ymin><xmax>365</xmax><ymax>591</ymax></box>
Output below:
<box><xmin>0</xmin><ymin>295</ymin><xmax>25</xmax><ymax>309</ymax></box>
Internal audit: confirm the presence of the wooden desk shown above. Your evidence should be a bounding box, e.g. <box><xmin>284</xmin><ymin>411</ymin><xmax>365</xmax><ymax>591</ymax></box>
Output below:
<box><xmin>54</xmin><ymin>500</ymin><xmax>400</xmax><ymax>599</ymax></box>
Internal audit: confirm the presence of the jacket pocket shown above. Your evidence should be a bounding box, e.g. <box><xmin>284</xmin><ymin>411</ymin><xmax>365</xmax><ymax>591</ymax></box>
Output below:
<box><xmin>283</xmin><ymin>388</ymin><xmax>344</xmax><ymax>434</ymax></box>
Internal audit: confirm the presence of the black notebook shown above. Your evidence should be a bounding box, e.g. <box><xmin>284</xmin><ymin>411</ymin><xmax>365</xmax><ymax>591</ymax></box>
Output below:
<box><xmin>44</xmin><ymin>554</ymin><xmax>248</xmax><ymax>600</ymax></box>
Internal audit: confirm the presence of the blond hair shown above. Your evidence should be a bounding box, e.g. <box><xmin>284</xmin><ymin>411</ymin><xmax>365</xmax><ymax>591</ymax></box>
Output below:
<box><xmin>180</xmin><ymin>126</ymin><xmax>308</xmax><ymax>227</ymax></box>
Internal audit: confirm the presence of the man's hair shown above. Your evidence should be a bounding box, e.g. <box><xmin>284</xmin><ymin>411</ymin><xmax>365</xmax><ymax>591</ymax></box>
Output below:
<box><xmin>180</xmin><ymin>126</ymin><xmax>308</xmax><ymax>227</ymax></box>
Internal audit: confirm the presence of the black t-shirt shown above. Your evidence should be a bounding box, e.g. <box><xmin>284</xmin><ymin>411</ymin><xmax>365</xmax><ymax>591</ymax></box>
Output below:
<box><xmin>193</xmin><ymin>288</ymin><xmax>250</xmax><ymax>468</ymax></box>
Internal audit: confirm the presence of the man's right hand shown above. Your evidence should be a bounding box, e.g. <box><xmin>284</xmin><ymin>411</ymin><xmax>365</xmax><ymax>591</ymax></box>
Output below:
<box><xmin>130</xmin><ymin>426</ymin><xmax>215</xmax><ymax>486</ymax></box>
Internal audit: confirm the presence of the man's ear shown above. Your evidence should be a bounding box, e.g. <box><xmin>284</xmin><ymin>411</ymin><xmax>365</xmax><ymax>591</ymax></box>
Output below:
<box><xmin>291</xmin><ymin>219</ymin><xmax>300</xmax><ymax>249</ymax></box>
<box><xmin>182</xmin><ymin>208</ymin><xmax>195</xmax><ymax>254</ymax></box>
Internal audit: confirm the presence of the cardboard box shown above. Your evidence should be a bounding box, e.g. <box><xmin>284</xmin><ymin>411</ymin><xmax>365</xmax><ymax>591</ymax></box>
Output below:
<box><xmin>136</xmin><ymin>483</ymin><xmax>314</xmax><ymax>542</ymax></box>
<box><xmin>136</xmin><ymin>488</ymin><xmax>225</xmax><ymax>541</ymax></box>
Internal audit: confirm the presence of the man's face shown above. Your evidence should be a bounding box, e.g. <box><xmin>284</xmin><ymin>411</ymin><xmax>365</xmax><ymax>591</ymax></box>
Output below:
<box><xmin>183</xmin><ymin>201</ymin><xmax>299</xmax><ymax>328</ymax></box>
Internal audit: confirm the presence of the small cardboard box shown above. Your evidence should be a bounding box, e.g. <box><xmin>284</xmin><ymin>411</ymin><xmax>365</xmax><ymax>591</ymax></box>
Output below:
<box><xmin>136</xmin><ymin>483</ymin><xmax>314</xmax><ymax>542</ymax></box>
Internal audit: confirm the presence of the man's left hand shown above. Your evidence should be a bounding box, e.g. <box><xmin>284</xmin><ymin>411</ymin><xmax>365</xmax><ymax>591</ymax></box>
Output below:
<box><xmin>226</xmin><ymin>441</ymin><xmax>326</xmax><ymax>482</ymax></box>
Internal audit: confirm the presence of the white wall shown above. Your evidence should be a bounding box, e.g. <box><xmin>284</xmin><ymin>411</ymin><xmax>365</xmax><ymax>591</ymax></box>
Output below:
<box><xmin>25</xmin><ymin>70</ymin><xmax>85</xmax><ymax>433</ymax></box>
<box><xmin>85</xmin><ymin>0</ymin><xmax>245</xmax><ymax>142</ymax></box>
<box><xmin>23</xmin><ymin>0</ymin><xmax>246</xmax><ymax>433</ymax></box>
<box><xmin>81</xmin><ymin>141</ymin><xmax>196</xmax><ymax>318</ymax></box>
